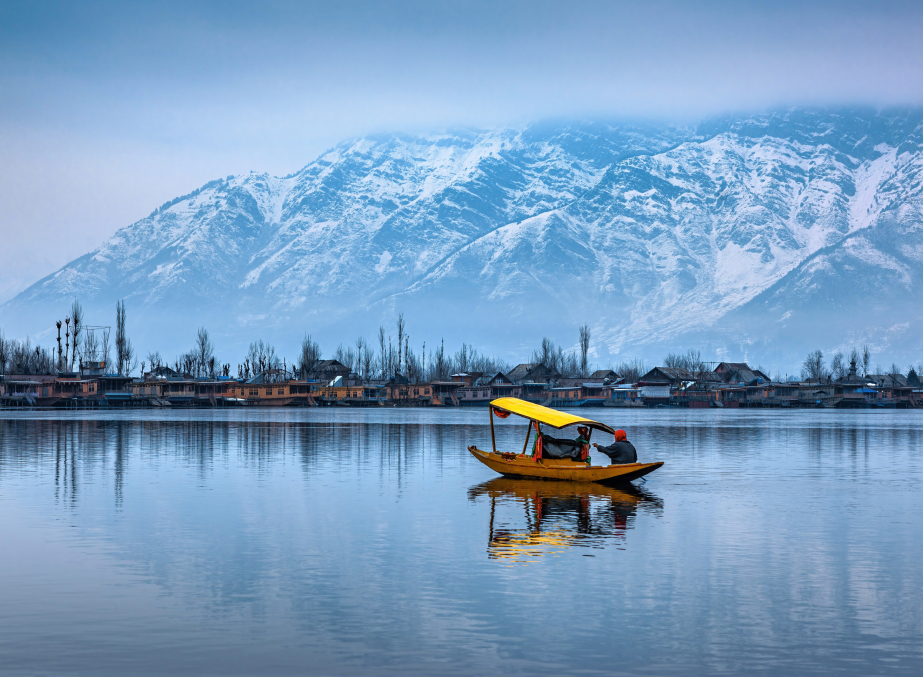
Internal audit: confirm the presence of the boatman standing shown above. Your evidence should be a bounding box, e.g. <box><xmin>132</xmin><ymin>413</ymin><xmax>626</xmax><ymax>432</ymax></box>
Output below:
<box><xmin>593</xmin><ymin>429</ymin><xmax>637</xmax><ymax>464</ymax></box>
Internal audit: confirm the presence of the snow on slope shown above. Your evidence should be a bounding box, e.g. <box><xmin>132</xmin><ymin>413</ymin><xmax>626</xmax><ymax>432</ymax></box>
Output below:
<box><xmin>399</xmin><ymin>113</ymin><xmax>921</xmax><ymax>361</ymax></box>
<box><xmin>3</xmin><ymin>109</ymin><xmax>923</xmax><ymax>365</ymax></box>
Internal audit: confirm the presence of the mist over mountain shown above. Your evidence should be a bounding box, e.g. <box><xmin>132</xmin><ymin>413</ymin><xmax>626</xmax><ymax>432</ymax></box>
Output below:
<box><xmin>3</xmin><ymin>108</ymin><xmax>922</xmax><ymax>373</ymax></box>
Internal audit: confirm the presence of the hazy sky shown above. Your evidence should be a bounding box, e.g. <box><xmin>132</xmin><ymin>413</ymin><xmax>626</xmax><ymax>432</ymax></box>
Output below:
<box><xmin>2</xmin><ymin>0</ymin><xmax>922</xmax><ymax>302</ymax></box>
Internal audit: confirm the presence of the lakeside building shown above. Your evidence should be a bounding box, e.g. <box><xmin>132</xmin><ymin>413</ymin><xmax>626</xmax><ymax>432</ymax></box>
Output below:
<box><xmin>2</xmin><ymin>358</ymin><xmax>921</xmax><ymax>409</ymax></box>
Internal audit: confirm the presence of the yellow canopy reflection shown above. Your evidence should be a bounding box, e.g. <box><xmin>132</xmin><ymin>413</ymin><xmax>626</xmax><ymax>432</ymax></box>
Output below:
<box><xmin>468</xmin><ymin>478</ymin><xmax>663</xmax><ymax>564</ymax></box>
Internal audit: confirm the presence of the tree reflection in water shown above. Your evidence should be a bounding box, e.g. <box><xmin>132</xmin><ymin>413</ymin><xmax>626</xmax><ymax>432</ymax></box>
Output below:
<box><xmin>468</xmin><ymin>478</ymin><xmax>663</xmax><ymax>563</ymax></box>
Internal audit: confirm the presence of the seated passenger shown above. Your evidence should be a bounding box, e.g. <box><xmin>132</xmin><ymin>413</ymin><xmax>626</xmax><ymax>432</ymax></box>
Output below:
<box><xmin>535</xmin><ymin>427</ymin><xmax>592</xmax><ymax>463</ymax></box>
<box><xmin>593</xmin><ymin>429</ymin><xmax>637</xmax><ymax>465</ymax></box>
<box><xmin>539</xmin><ymin>434</ymin><xmax>581</xmax><ymax>459</ymax></box>
<box><xmin>575</xmin><ymin>426</ymin><xmax>591</xmax><ymax>464</ymax></box>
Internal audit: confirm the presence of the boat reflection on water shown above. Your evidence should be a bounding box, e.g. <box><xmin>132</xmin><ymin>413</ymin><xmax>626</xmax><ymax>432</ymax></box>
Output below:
<box><xmin>468</xmin><ymin>478</ymin><xmax>663</xmax><ymax>563</ymax></box>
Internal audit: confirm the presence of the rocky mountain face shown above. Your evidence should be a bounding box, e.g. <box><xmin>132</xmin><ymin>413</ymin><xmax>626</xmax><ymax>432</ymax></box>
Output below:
<box><xmin>3</xmin><ymin>109</ymin><xmax>922</xmax><ymax>371</ymax></box>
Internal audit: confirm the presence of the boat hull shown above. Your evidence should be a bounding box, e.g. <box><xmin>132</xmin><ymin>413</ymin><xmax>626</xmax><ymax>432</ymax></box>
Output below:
<box><xmin>467</xmin><ymin>446</ymin><xmax>663</xmax><ymax>483</ymax></box>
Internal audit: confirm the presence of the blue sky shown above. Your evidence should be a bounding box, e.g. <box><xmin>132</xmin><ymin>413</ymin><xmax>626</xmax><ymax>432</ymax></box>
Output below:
<box><xmin>2</xmin><ymin>0</ymin><xmax>922</xmax><ymax>302</ymax></box>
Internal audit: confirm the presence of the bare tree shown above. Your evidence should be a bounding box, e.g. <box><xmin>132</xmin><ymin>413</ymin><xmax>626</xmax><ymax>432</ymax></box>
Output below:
<box><xmin>616</xmin><ymin>358</ymin><xmax>645</xmax><ymax>383</ymax></box>
<box><xmin>396</xmin><ymin>313</ymin><xmax>405</xmax><ymax>375</ymax></box>
<box><xmin>663</xmin><ymin>349</ymin><xmax>703</xmax><ymax>379</ymax></box>
<box><xmin>70</xmin><ymin>300</ymin><xmax>83</xmax><ymax>370</ymax></box>
<box><xmin>532</xmin><ymin>337</ymin><xmax>557</xmax><ymax>371</ymax></box>
<box><xmin>686</xmin><ymin>349</ymin><xmax>704</xmax><ymax>381</ymax></box>
<box><xmin>247</xmin><ymin>341</ymin><xmax>263</xmax><ymax>372</ymax></box>
<box><xmin>801</xmin><ymin>349</ymin><xmax>827</xmax><ymax>382</ymax></box>
<box><xmin>355</xmin><ymin>336</ymin><xmax>367</xmax><ymax>379</ymax></box>
<box><xmin>146</xmin><ymin>351</ymin><xmax>162</xmax><ymax>371</ymax></box>
<box><xmin>102</xmin><ymin>328</ymin><xmax>111</xmax><ymax>372</ymax></box>
<box><xmin>333</xmin><ymin>344</ymin><xmax>357</xmax><ymax>374</ymax></box>
<box><xmin>114</xmin><ymin>300</ymin><xmax>137</xmax><ymax>375</ymax></box>
<box><xmin>84</xmin><ymin>329</ymin><xmax>99</xmax><ymax>364</ymax></box>
<box><xmin>362</xmin><ymin>344</ymin><xmax>374</xmax><ymax>381</ymax></box>
<box><xmin>299</xmin><ymin>334</ymin><xmax>321</xmax><ymax>379</ymax></box>
<box><xmin>246</xmin><ymin>339</ymin><xmax>277</xmax><ymax>373</ymax></box>
<box><xmin>830</xmin><ymin>352</ymin><xmax>845</xmax><ymax>380</ymax></box>
<box><xmin>180</xmin><ymin>352</ymin><xmax>194</xmax><ymax>376</ymax></box>
<box><xmin>0</xmin><ymin>329</ymin><xmax>8</xmax><ymax>375</ymax></box>
<box><xmin>124</xmin><ymin>341</ymin><xmax>136</xmax><ymax>375</ymax></box>
<box><xmin>429</xmin><ymin>338</ymin><xmax>450</xmax><ymax>381</ymax></box>
<box><xmin>194</xmin><ymin>327</ymin><xmax>214</xmax><ymax>376</ymax></box>
<box><xmin>0</xmin><ymin>334</ymin><xmax>56</xmax><ymax>374</ymax></box>
<box><xmin>405</xmin><ymin>345</ymin><xmax>422</xmax><ymax>382</ymax></box>
<box><xmin>378</xmin><ymin>326</ymin><xmax>386</xmax><ymax>379</ymax></box>
<box><xmin>552</xmin><ymin>345</ymin><xmax>564</xmax><ymax>375</ymax></box>
<box><xmin>456</xmin><ymin>342</ymin><xmax>469</xmax><ymax>373</ymax></box>
<box><xmin>115</xmin><ymin>300</ymin><xmax>129</xmax><ymax>375</ymax></box>
<box><xmin>579</xmin><ymin>324</ymin><xmax>590</xmax><ymax>377</ymax></box>
<box><xmin>861</xmin><ymin>345</ymin><xmax>871</xmax><ymax>377</ymax></box>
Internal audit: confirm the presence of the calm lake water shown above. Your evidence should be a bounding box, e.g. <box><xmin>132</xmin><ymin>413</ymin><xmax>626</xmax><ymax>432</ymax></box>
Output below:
<box><xmin>1</xmin><ymin>408</ymin><xmax>922</xmax><ymax>676</ymax></box>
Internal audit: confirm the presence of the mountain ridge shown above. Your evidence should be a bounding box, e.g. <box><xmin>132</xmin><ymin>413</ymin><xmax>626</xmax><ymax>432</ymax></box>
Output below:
<box><xmin>3</xmin><ymin>108</ymin><xmax>922</xmax><ymax>371</ymax></box>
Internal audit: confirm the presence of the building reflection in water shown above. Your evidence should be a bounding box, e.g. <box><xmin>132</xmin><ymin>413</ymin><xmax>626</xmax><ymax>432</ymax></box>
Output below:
<box><xmin>468</xmin><ymin>478</ymin><xmax>663</xmax><ymax>563</ymax></box>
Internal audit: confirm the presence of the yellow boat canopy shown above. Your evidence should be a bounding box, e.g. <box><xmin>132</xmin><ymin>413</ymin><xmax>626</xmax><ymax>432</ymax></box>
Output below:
<box><xmin>490</xmin><ymin>397</ymin><xmax>617</xmax><ymax>435</ymax></box>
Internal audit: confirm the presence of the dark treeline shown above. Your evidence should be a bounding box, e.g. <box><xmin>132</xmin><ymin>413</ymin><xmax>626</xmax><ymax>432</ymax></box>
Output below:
<box><xmin>799</xmin><ymin>346</ymin><xmax>920</xmax><ymax>382</ymax></box>
<box><xmin>4</xmin><ymin>300</ymin><xmax>921</xmax><ymax>383</ymax></box>
<box><xmin>1</xmin><ymin>304</ymin><xmax>632</xmax><ymax>381</ymax></box>
<box><xmin>659</xmin><ymin>345</ymin><xmax>922</xmax><ymax>384</ymax></box>
<box><xmin>95</xmin><ymin>309</ymin><xmax>627</xmax><ymax>382</ymax></box>
<box><xmin>0</xmin><ymin>331</ymin><xmax>56</xmax><ymax>375</ymax></box>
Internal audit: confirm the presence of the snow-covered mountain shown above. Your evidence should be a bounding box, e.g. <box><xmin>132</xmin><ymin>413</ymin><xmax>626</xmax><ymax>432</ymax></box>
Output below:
<box><xmin>3</xmin><ymin>109</ymin><xmax>922</xmax><ymax>370</ymax></box>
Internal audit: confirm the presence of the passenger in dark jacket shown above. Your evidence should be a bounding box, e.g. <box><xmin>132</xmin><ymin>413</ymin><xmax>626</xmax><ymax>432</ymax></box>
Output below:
<box><xmin>594</xmin><ymin>429</ymin><xmax>637</xmax><ymax>464</ymax></box>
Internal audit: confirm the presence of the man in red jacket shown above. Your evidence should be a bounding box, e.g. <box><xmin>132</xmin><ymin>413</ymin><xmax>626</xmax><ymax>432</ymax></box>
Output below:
<box><xmin>593</xmin><ymin>429</ymin><xmax>637</xmax><ymax>464</ymax></box>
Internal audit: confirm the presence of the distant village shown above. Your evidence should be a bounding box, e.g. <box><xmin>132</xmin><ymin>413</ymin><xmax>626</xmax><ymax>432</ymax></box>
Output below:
<box><xmin>1</xmin><ymin>302</ymin><xmax>921</xmax><ymax>409</ymax></box>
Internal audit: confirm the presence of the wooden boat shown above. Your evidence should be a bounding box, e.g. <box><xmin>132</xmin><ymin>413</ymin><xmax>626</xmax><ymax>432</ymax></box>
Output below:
<box><xmin>468</xmin><ymin>397</ymin><xmax>663</xmax><ymax>483</ymax></box>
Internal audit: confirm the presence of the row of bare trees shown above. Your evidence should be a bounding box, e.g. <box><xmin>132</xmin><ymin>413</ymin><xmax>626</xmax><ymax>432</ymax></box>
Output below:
<box><xmin>531</xmin><ymin>331</ymin><xmax>589</xmax><ymax>377</ymax></box>
<box><xmin>152</xmin><ymin>327</ymin><xmax>231</xmax><ymax>379</ymax></box>
<box><xmin>0</xmin><ymin>331</ymin><xmax>56</xmax><ymax>375</ymax></box>
<box><xmin>309</xmin><ymin>313</ymin><xmax>511</xmax><ymax>383</ymax></box>
<box><xmin>3</xmin><ymin>302</ymin><xmax>605</xmax><ymax>382</ymax></box>
<box><xmin>21</xmin><ymin>301</ymin><xmax>923</xmax><ymax>387</ymax></box>
<box><xmin>52</xmin><ymin>300</ymin><xmax>85</xmax><ymax>371</ymax></box>
<box><xmin>17</xmin><ymin>299</ymin><xmax>134</xmax><ymax>376</ymax></box>
<box><xmin>802</xmin><ymin>346</ymin><xmax>920</xmax><ymax>382</ymax></box>
<box><xmin>114</xmin><ymin>300</ymin><xmax>136</xmax><ymax>376</ymax></box>
<box><xmin>530</xmin><ymin>325</ymin><xmax>630</xmax><ymax>378</ymax></box>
